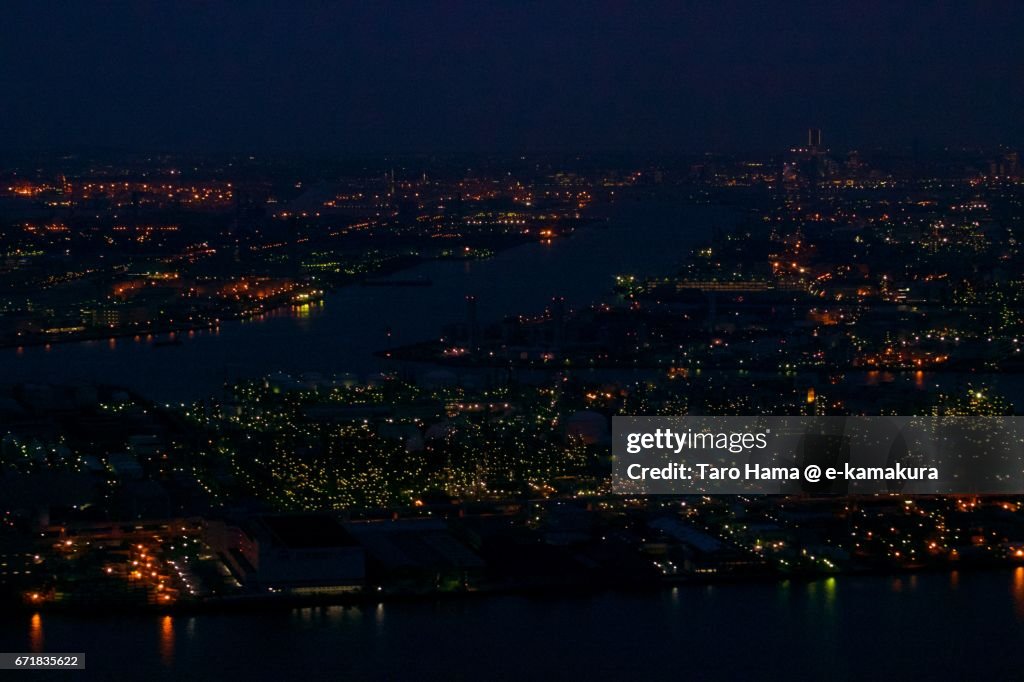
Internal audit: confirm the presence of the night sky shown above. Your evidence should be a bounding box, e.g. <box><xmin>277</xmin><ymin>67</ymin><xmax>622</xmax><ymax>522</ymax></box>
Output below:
<box><xmin>2</xmin><ymin>1</ymin><xmax>1023</xmax><ymax>153</ymax></box>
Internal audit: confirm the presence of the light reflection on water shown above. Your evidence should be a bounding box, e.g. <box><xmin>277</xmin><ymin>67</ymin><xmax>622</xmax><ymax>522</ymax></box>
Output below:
<box><xmin>13</xmin><ymin>570</ymin><xmax>1024</xmax><ymax>678</ymax></box>
<box><xmin>1013</xmin><ymin>566</ymin><xmax>1024</xmax><ymax>618</ymax></box>
<box><xmin>29</xmin><ymin>612</ymin><xmax>43</xmax><ymax>653</ymax></box>
<box><xmin>823</xmin><ymin>576</ymin><xmax>837</xmax><ymax>606</ymax></box>
<box><xmin>159</xmin><ymin>615</ymin><xmax>174</xmax><ymax>667</ymax></box>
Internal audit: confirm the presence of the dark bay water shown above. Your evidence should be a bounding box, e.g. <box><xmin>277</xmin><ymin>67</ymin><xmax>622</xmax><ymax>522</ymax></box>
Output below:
<box><xmin>5</xmin><ymin>570</ymin><xmax>1024</xmax><ymax>681</ymax></box>
<box><xmin>0</xmin><ymin>198</ymin><xmax>725</xmax><ymax>403</ymax></box>
<box><xmin>5</xmin><ymin>196</ymin><xmax>1023</xmax><ymax>409</ymax></box>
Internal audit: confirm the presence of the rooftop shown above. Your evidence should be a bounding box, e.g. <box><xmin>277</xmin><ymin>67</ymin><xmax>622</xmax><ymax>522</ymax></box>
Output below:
<box><xmin>259</xmin><ymin>515</ymin><xmax>359</xmax><ymax>549</ymax></box>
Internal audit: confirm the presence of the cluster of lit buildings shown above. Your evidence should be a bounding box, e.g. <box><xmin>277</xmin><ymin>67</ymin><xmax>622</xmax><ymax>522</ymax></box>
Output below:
<box><xmin>0</xmin><ymin>154</ymin><xmax>597</xmax><ymax>347</ymax></box>
<box><xmin>5</xmin><ymin>146</ymin><xmax>1024</xmax><ymax>610</ymax></box>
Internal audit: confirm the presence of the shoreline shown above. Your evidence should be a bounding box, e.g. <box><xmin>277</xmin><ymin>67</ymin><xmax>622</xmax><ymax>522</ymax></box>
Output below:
<box><xmin>0</xmin><ymin>232</ymin><xmax>556</xmax><ymax>352</ymax></box>
<box><xmin>3</xmin><ymin>560</ymin><xmax>1009</xmax><ymax>618</ymax></box>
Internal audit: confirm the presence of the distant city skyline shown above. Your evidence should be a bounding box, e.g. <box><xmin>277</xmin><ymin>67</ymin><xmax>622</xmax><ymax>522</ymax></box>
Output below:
<box><xmin>2</xmin><ymin>2</ymin><xmax>1023</xmax><ymax>154</ymax></box>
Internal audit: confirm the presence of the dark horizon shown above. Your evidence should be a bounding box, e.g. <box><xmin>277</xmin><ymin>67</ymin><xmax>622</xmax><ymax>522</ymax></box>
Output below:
<box><xmin>2</xmin><ymin>1</ymin><xmax>1023</xmax><ymax>155</ymax></box>
<box><xmin>2</xmin><ymin>139</ymin><xmax>1024</xmax><ymax>159</ymax></box>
